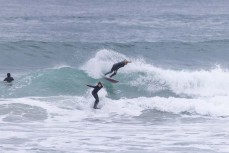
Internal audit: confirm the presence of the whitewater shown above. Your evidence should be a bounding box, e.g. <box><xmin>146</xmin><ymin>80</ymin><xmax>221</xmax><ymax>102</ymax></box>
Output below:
<box><xmin>1</xmin><ymin>0</ymin><xmax>229</xmax><ymax>153</ymax></box>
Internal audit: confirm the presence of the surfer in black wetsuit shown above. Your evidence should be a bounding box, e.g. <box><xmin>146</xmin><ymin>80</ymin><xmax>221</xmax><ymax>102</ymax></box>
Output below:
<box><xmin>87</xmin><ymin>82</ymin><xmax>103</xmax><ymax>109</ymax></box>
<box><xmin>105</xmin><ymin>59</ymin><xmax>131</xmax><ymax>78</ymax></box>
<box><xmin>3</xmin><ymin>73</ymin><xmax>14</xmax><ymax>83</ymax></box>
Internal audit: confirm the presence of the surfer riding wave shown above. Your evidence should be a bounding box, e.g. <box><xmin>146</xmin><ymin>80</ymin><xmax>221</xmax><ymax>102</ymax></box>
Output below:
<box><xmin>105</xmin><ymin>59</ymin><xmax>131</xmax><ymax>78</ymax></box>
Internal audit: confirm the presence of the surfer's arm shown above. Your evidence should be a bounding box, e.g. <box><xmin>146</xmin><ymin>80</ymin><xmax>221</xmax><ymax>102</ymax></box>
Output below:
<box><xmin>87</xmin><ymin>85</ymin><xmax>95</xmax><ymax>88</ymax></box>
<box><xmin>3</xmin><ymin>78</ymin><xmax>9</xmax><ymax>82</ymax></box>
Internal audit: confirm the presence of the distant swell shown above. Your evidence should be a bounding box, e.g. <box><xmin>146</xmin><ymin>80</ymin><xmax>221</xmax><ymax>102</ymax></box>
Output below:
<box><xmin>1</xmin><ymin>40</ymin><xmax>229</xmax><ymax>72</ymax></box>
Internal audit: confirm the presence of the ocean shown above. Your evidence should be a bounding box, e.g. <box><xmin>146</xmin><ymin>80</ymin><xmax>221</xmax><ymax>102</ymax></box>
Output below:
<box><xmin>1</xmin><ymin>0</ymin><xmax>229</xmax><ymax>152</ymax></box>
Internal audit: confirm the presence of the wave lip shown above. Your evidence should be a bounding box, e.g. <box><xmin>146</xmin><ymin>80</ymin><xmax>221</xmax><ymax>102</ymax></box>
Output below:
<box><xmin>81</xmin><ymin>50</ymin><xmax>229</xmax><ymax>98</ymax></box>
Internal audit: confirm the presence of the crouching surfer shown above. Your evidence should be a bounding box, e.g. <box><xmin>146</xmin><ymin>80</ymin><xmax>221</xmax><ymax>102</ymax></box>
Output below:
<box><xmin>86</xmin><ymin>82</ymin><xmax>103</xmax><ymax>109</ymax></box>
<box><xmin>104</xmin><ymin>59</ymin><xmax>131</xmax><ymax>78</ymax></box>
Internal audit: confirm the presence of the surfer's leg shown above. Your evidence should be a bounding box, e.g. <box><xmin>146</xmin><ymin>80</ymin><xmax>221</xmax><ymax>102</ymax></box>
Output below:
<box><xmin>105</xmin><ymin>71</ymin><xmax>112</xmax><ymax>76</ymax></box>
<box><xmin>105</xmin><ymin>67</ymin><xmax>114</xmax><ymax>76</ymax></box>
<box><xmin>93</xmin><ymin>93</ymin><xmax>99</xmax><ymax>109</ymax></box>
<box><xmin>110</xmin><ymin>70</ymin><xmax>117</xmax><ymax>78</ymax></box>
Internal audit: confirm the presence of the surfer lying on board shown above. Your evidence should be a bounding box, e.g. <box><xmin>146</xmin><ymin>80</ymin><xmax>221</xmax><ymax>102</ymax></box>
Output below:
<box><xmin>104</xmin><ymin>59</ymin><xmax>131</xmax><ymax>78</ymax></box>
<box><xmin>87</xmin><ymin>82</ymin><xmax>103</xmax><ymax>109</ymax></box>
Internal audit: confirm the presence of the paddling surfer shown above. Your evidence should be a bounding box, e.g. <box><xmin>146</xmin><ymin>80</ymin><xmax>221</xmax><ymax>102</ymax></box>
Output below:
<box><xmin>3</xmin><ymin>73</ymin><xmax>14</xmax><ymax>83</ymax></box>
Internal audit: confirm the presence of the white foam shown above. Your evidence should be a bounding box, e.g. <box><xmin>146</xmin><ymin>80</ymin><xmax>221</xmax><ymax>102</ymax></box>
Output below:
<box><xmin>160</xmin><ymin>66</ymin><xmax>229</xmax><ymax>97</ymax></box>
<box><xmin>80</xmin><ymin>49</ymin><xmax>127</xmax><ymax>78</ymax></box>
<box><xmin>1</xmin><ymin>92</ymin><xmax>229</xmax><ymax>125</ymax></box>
<box><xmin>1</xmin><ymin>96</ymin><xmax>229</xmax><ymax>153</ymax></box>
<box><xmin>81</xmin><ymin>49</ymin><xmax>229</xmax><ymax>97</ymax></box>
<box><xmin>99</xmin><ymin>96</ymin><xmax>229</xmax><ymax>117</ymax></box>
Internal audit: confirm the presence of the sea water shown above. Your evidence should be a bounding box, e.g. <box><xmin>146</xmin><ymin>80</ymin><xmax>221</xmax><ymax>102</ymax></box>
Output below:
<box><xmin>0</xmin><ymin>0</ymin><xmax>229</xmax><ymax>152</ymax></box>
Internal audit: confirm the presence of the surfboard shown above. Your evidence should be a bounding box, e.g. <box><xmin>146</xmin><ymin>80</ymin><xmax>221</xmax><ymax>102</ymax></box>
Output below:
<box><xmin>103</xmin><ymin>76</ymin><xmax>119</xmax><ymax>83</ymax></box>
